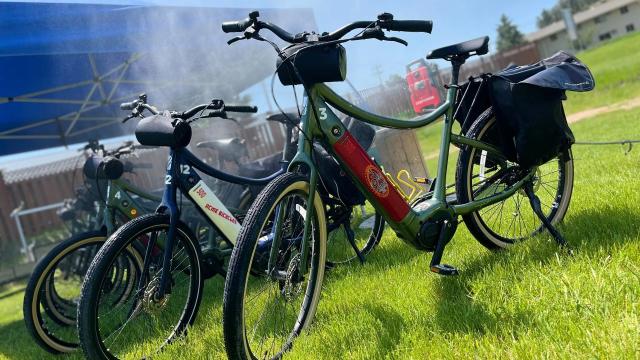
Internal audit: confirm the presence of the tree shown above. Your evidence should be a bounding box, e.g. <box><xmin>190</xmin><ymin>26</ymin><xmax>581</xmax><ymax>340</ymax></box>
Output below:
<box><xmin>536</xmin><ymin>0</ymin><xmax>600</xmax><ymax>28</ymax></box>
<box><xmin>496</xmin><ymin>15</ymin><xmax>527</xmax><ymax>52</ymax></box>
<box><xmin>536</xmin><ymin>9</ymin><xmax>556</xmax><ymax>29</ymax></box>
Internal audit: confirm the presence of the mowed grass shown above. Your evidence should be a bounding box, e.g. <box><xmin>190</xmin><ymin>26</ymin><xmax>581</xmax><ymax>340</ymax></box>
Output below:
<box><xmin>1</xmin><ymin>106</ymin><xmax>638</xmax><ymax>359</ymax></box>
<box><xmin>564</xmin><ymin>31</ymin><xmax>640</xmax><ymax>114</ymax></box>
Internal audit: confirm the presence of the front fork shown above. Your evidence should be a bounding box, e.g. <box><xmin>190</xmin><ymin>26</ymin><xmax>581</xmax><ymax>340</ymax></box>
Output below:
<box><xmin>267</xmin><ymin>139</ymin><xmax>320</xmax><ymax>279</ymax></box>
<box><xmin>155</xmin><ymin>151</ymin><xmax>180</xmax><ymax>297</ymax></box>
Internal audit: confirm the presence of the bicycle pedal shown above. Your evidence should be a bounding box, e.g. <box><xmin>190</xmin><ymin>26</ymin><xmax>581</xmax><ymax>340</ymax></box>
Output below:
<box><xmin>430</xmin><ymin>264</ymin><xmax>459</xmax><ymax>276</ymax></box>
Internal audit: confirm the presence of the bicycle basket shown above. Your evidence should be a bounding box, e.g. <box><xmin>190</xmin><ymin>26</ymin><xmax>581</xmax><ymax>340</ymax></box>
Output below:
<box><xmin>277</xmin><ymin>42</ymin><xmax>347</xmax><ymax>86</ymax></box>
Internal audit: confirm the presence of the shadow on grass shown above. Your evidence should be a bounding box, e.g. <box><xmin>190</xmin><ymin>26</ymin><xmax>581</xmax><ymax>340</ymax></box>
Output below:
<box><xmin>0</xmin><ymin>287</ymin><xmax>26</xmax><ymax>301</ymax></box>
<box><xmin>431</xmin><ymin>204</ymin><xmax>640</xmax><ymax>336</ymax></box>
<box><xmin>323</xmin><ymin>235</ymin><xmax>423</xmax><ymax>283</ymax></box>
<box><xmin>364</xmin><ymin>302</ymin><xmax>406</xmax><ymax>357</ymax></box>
<box><xmin>0</xmin><ymin>319</ymin><xmax>60</xmax><ymax>359</ymax></box>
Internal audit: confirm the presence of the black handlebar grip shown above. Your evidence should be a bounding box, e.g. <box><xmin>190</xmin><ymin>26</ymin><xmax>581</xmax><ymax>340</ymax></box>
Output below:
<box><xmin>120</xmin><ymin>101</ymin><xmax>136</xmax><ymax>110</ymax></box>
<box><xmin>386</xmin><ymin>20</ymin><xmax>433</xmax><ymax>33</ymax></box>
<box><xmin>222</xmin><ymin>20</ymin><xmax>250</xmax><ymax>33</ymax></box>
<box><xmin>225</xmin><ymin>105</ymin><xmax>258</xmax><ymax>113</ymax></box>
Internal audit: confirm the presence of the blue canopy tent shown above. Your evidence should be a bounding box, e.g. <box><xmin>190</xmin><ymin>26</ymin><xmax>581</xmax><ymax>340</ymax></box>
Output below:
<box><xmin>0</xmin><ymin>2</ymin><xmax>314</xmax><ymax>155</ymax></box>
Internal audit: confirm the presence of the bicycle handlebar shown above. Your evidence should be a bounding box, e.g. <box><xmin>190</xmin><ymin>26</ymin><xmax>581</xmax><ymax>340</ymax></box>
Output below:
<box><xmin>222</xmin><ymin>11</ymin><xmax>432</xmax><ymax>44</ymax></box>
<box><xmin>221</xmin><ymin>19</ymin><xmax>253</xmax><ymax>33</ymax></box>
<box><xmin>382</xmin><ymin>19</ymin><xmax>432</xmax><ymax>33</ymax></box>
<box><xmin>119</xmin><ymin>101</ymin><xmax>137</xmax><ymax>110</ymax></box>
<box><xmin>225</xmin><ymin>105</ymin><xmax>258</xmax><ymax>113</ymax></box>
<box><xmin>178</xmin><ymin>103</ymin><xmax>257</xmax><ymax>119</ymax></box>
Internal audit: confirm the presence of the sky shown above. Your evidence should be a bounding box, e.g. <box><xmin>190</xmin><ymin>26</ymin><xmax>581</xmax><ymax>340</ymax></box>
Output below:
<box><xmin>1</xmin><ymin>0</ymin><xmax>561</xmax><ymax>164</ymax></box>
<box><xmin>13</xmin><ymin>0</ymin><xmax>560</xmax><ymax>91</ymax></box>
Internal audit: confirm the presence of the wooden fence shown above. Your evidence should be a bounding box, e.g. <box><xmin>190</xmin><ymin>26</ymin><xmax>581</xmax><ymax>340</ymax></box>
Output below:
<box><xmin>0</xmin><ymin>120</ymin><xmax>285</xmax><ymax>264</ymax></box>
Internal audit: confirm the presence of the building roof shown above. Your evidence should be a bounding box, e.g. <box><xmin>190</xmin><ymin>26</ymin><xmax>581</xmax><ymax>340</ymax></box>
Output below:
<box><xmin>0</xmin><ymin>143</ymin><xmax>154</xmax><ymax>184</ymax></box>
<box><xmin>526</xmin><ymin>0</ymin><xmax>639</xmax><ymax>41</ymax></box>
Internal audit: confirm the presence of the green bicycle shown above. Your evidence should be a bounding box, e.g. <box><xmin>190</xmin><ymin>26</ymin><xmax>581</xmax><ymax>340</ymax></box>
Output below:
<box><xmin>221</xmin><ymin>12</ymin><xmax>576</xmax><ymax>359</ymax></box>
<box><xmin>22</xmin><ymin>142</ymin><xmax>163</xmax><ymax>353</ymax></box>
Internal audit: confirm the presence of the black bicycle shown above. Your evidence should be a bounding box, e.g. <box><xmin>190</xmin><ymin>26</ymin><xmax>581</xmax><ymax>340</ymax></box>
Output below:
<box><xmin>76</xmin><ymin>96</ymin><xmax>385</xmax><ymax>359</ymax></box>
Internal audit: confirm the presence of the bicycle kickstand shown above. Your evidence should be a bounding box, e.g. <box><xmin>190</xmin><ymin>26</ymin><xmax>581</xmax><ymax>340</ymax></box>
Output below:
<box><xmin>430</xmin><ymin>220</ymin><xmax>459</xmax><ymax>276</ymax></box>
<box><xmin>523</xmin><ymin>181</ymin><xmax>572</xmax><ymax>253</ymax></box>
<box><xmin>344</xmin><ymin>219</ymin><xmax>366</xmax><ymax>264</ymax></box>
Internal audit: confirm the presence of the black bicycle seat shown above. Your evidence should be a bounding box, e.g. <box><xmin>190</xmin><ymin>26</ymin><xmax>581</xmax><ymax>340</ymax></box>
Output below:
<box><xmin>427</xmin><ymin>36</ymin><xmax>489</xmax><ymax>61</ymax></box>
<box><xmin>196</xmin><ymin>138</ymin><xmax>248</xmax><ymax>162</ymax></box>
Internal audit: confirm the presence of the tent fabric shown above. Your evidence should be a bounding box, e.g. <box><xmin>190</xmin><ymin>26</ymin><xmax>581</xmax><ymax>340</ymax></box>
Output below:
<box><xmin>0</xmin><ymin>2</ymin><xmax>315</xmax><ymax>155</ymax></box>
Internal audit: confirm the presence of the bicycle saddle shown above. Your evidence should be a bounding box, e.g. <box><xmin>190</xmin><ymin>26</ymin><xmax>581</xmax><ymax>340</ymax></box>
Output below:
<box><xmin>427</xmin><ymin>36</ymin><xmax>489</xmax><ymax>61</ymax></box>
<box><xmin>196</xmin><ymin>137</ymin><xmax>248</xmax><ymax>162</ymax></box>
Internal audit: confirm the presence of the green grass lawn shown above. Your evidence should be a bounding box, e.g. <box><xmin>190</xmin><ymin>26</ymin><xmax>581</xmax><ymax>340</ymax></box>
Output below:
<box><xmin>2</xmin><ymin>106</ymin><xmax>638</xmax><ymax>359</ymax></box>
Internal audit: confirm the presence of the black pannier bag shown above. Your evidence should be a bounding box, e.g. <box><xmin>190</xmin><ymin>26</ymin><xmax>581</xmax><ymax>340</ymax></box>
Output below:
<box><xmin>277</xmin><ymin>42</ymin><xmax>347</xmax><ymax>86</ymax></box>
<box><xmin>453</xmin><ymin>73</ymin><xmax>492</xmax><ymax>134</ymax></box>
<box><xmin>316</xmin><ymin>118</ymin><xmax>377</xmax><ymax>206</ymax></box>
<box><xmin>489</xmin><ymin>51</ymin><xmax>595</xmax><ymax>168</ymax></box>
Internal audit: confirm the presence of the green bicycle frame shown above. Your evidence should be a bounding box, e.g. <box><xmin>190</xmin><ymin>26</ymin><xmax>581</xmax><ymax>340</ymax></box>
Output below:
<box><xmin>100</xmin><ymin>178</ymin><xmax>161</xmax><ymax>234</ymax></box>
<box><xmin>284</xmin><ymin>76</ymin><xmax>535</xmax><ymax>269</ymax></box>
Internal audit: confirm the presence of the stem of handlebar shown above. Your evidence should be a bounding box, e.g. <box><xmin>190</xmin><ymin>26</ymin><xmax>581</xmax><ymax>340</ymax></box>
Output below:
<box><xmin>141</xmin><ymin>104</ymin><xmax>159</xmax><ymax>115</ymax></box>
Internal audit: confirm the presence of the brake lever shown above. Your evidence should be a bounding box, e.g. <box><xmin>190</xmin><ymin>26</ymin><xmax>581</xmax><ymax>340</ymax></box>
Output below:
<box><xmin>227</xmin><ymin>35</ymin><xmax>245</xmax><ymax>45</ymax></box>
<box><xmin>385</xmin><ymin>36</ymin><xmax>408</xmax><ymax>46</ymax></box>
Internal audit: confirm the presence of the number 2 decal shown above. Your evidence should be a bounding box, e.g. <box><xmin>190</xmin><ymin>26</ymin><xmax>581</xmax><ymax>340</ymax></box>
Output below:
<box><xmin>165</xmin><ymin>175</ymin><xmax>172</xmax><ymax>184</ymax></box>
<box><xmin>180</xmin><ymin>165</ymin><xmax>191</xmax><ymax>174</ymax></box>
<box><xmin>319</xmin><ymin>107</ymin><xmax>327</xmax><ymax>120</ymax></box>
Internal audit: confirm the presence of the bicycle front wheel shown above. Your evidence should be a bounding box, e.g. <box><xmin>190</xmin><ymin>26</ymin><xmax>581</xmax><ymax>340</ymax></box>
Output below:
<box><xmin>77</xmin><ymin>213</ymin><xmax>203</xmax><ymax>359</ymax></box>
<box><xmin>223</xmin><ymin>172</ymin><xmax>327</xmax><ymax>360</ymax></box>
<box><xmin>455</xmin><ymin>108</ymin><xmax>574</xmax><ymax>249</ymax></box>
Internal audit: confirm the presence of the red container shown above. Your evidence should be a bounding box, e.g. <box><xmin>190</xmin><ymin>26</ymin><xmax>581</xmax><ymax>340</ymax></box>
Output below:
<box><xmin>406</xmin><ymin>59</ymin><xmax>442</xmax><ymax>114</ymax></box>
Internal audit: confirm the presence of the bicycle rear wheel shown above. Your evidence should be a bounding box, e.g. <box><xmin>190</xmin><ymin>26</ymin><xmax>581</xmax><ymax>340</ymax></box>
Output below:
<box><xmin>455</xmin><ymin>108</ymin><xmax>574</xmax><ymax>249</ymax></box>
<box><xmin>77</xmin><ymin>214</ymin><xmax>203</xmax><ymax>359</ymax></box>
<box><xmin>325</xmin><ymin>200</ymin><xmax>384</xmax><ymax>265</ymax></box>
<box><xmin>23</xmin><ymin>230</ymin><xmax>111</xmax><ymax>353</ymax></box>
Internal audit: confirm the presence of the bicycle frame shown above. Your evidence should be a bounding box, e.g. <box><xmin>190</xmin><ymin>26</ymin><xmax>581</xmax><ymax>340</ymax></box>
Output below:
<box><xmin>101</xmin><ymin>178</ymin><xmax>161</xmax><ymax>234</ymax></box>
<box><xmin>285</xmin><ymin>72</ymin><xmax>536</xmax><ymax>265</ymax></box>
<box><xmin>155</xmin><ymin>147</ymin><xmax>285</xmax><ymax>295</ymax></box>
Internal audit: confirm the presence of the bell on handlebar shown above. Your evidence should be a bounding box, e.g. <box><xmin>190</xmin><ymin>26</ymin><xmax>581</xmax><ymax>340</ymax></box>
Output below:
<box><xmin>377</xmin><ymin>12</ymin><xmax>394</xmax><ymax>21</ymax></box>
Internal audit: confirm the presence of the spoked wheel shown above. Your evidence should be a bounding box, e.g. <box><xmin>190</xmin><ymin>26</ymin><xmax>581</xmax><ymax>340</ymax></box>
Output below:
<box><xmin>23</xmin><ymin>231</ymin><xmax>111</xmax><ymax>353</ymax></box>
<box><xmin>223</xmin><ymin>173</ymin><xmax>327</xmax><ymax>360</ymax></box>
<box><xmin>78</xmin><ymin>214</ymin><xmax>203</xmax><ymax>359</ymax></box>
<box><xmin>456</xmin><ymin>108</ymin><xmax>574</xmax><ymax>249</ymax></box>
<box><xmin>324</xmin><ymin>200</ymin><xmax>384</xmax><ymax>265</ymax></box>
